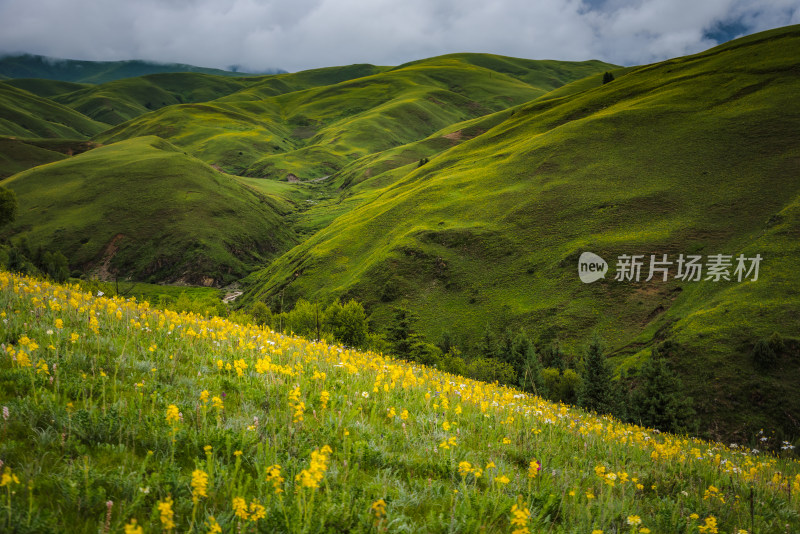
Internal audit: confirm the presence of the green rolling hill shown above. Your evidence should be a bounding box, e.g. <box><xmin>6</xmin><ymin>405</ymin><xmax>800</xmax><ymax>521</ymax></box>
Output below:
<box><xmin>48</xmin><ymin>73</ymin><xmax>256</xmax><ymax>125</ymax></box>
<box><xmin>0</xmin><ymin>137</ymin><xmax>99</xmax><ymax>178</ymax></box>
<box><xmin>0</xmin><ymin>83</ymin><xmax>108</xmax><ymax>137</ymax></box>
<box><xmin>239</xmin><ymin>25</ymin><xmax>800</xmax><ymax>440</ymax></box>
<box><xmin>0</xmin><ymin>27</ymin><xmax>798</xmax><ymax>440</ymax></box>
<box><xmin>0</xmin><ymin>136</ymin><xmax>297</xmax><ymax>285</ymax></box>
<box><xmin>2</xmin><ymin>78</ymin><xmax>89</xmax><ymax>98</ymax></box>
<box><xmin>0</xmin><ymin>137</ymin><xmax>68</xmax><ymax>178</ymax></box>
<box><xmin>96</xmin><ymin>55</ymin><xmax>616</xmax><ymax>177</ymax></box>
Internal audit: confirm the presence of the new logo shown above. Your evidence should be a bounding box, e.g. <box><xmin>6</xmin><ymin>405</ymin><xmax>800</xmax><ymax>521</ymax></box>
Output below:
<box><xmin>578</xmin><ymin>252</ymin><xmax>608</xmax><ymax>283</ymax></box>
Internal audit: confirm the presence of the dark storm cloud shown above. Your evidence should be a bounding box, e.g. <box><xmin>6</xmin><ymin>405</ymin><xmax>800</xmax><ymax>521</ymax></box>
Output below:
<box><xmin>0</xmin><ymin>0</ymin><xmax>797</xmax><ymax>72</ymax></box>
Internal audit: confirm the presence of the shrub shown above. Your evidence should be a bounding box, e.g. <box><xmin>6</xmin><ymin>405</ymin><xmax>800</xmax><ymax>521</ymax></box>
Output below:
<box><xmin>752</xmin><ymin>338</ymin><xmax>777</xmax><ymax>369</ymax></box>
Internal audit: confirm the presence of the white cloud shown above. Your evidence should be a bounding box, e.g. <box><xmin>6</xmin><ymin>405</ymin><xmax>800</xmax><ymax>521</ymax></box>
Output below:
<box><xmin>0</xmin><ymin>0</ymin><xmax>796</xmax><ymax>71</ymax></box>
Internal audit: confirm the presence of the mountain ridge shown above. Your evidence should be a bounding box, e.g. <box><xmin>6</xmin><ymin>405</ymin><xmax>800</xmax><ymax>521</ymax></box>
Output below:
<box><xmin>0</xmin><ymin>53</ymin><xmax>285</xmax><ymax>83</ymax></box>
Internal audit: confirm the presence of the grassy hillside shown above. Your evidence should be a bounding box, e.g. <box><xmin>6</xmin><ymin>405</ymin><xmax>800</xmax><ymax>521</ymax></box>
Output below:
<box><xmin>240</xmin><ymin>25</ymin><xmax>800</xmax><ymax>440</ymax></box>
<box><xmin>2</xmin><ymin>78</ymin><xmax>89</xmax><ymax>98</ymax></box>
<box><xmin>1</xmin><ymin>270</ymin><xmax>798</xmax><ymax>533</ymax></box>
<box><xmin>0</xmin><ymin>83</ymin><xmax>108</xmax><ymax>137</ymax></box>
<box><xmin>50</xmin><ymin>74</ymin><xmax>257</xmax><ymax>125</ymax></box>
<box><xmin>216</xmin><ymin>64</ymin><xmax>390</xmax><ymax>102</ymax></box>
<box><xmin>2</xmin><ymin>33</ymin><xmax>796</xmax><ymax>442</ymax></box>
<box><xmin>0</xmin><ymin>136</ymin><xmax>298</xmax><ymax>285</ymax></box>
<box><xmin>0</xmin><ymin>137</ymin><xmax>67</xmax><ymax>178</ymax></box>
<box><xmin>0</xmin><ymin>137</ymin><xmax>100</xmax><ymax>178</ymax></box>
<box><xmin>0</xmin><ymin>54</ymin><xmax>273</xmax><ymax>83</ymax></box>
<box><xmin>96</xmin><ymin>56</ymin><xmax>617</xmax><ymax>176</ymax></box>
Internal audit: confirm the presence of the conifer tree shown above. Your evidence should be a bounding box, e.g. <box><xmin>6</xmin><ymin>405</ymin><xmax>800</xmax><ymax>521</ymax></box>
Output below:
<box><xmin>0</xmin><ymin>187</ymin><xmax>16</xmax><ymax>228</ymax></box>
<box><xmin>387</xmin><ymin>307</ymin><xmax>415</xmax><ymax>358</ymax></box>
<box><xmin>512</xmin><ymin>330</ymin><xmax>544</xmax><ymax>395</ymax></box>
<box><xmin>478</xmin><ymin>324</ymin><xmax>499</xmax><ymax>360</ymax></box>
<box><xmin>631</xmin><ymin>347</ymin><xmax>695</xmax><ymax>433</ymax></box>
<box><xmin>542</xmin><ymin>341</ymin><xmax>566</xmax><ymax>373</ymax></box>
<box><xmin>578</xmin><ymin>336</ymin><xmax>617</xmax><ymax>414</ymax></box>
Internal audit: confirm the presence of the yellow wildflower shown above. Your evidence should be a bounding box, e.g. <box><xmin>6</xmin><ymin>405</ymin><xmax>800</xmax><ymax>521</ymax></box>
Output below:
<box><xmin>205</xmin><ymin>516</ymin><xmax>222</xmax><ymax>534</ymax></box>
<box><xmin>698</xmin><ymin>516</ymin><xmax>718</xmax><ymax>534</ymax></box>
<box><xmin>157</xmin><ymin>495</ymin><xmax>175</xmax><ymax>530</ymax></box>
<box><xmin>510</xmin><ymin>496</ymin><xmax>531</xmax><ymax>534</ymax></box>
<box><xmin>124</xmin><ymin>519</ymin><xmax>143</xmax><ymax>534</ymax></box>
<box><xmin>458</xmin><ymin>461</ymin><xmax>472</xmax><ymax>477</ymax></box>
<box><xmin>627</xmin><ymin>515</ymin><xmax>642</xmax><ymax>526</ymax></box>
<box><xmin>165</xmin><ymin>404</ymin><xmax>181</xmax><ymax>425</ymax></box>
<box><xmin>371</xmin><ymin>498</ymin><xmax>387</xmax><ymax>520</ymax></box>
<box><xmin>249</xmin><ymin>501</ymin><xmax>266</xmax><ymax>521</ymax></box>
<box><xmin>266</xmin><ymin>464</ymin><xmax>284</xmax><ymax>494</ymax></box>
<box><xmin>191</xmin><ymin>469</ymin><xmax>209</xmax><ymax>501</ymax></box>
<box><xmin>232</xmin><ymin>496</ymin><xmax>249</xmax><ymax>520</ymax></box>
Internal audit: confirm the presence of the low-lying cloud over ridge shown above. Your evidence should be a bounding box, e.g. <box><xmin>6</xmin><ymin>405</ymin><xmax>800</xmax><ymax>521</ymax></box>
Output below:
<box><xmin>1</xmin><ymin>0</ymin><xmax>797</xmax><ymax>72</ymax></box>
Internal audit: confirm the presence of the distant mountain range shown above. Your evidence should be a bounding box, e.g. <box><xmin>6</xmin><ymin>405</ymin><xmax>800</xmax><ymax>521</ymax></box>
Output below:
<box><xmin>0</xmin><ymin>54</ymin><xmax>285</xmax><ymax>84</ymax></box>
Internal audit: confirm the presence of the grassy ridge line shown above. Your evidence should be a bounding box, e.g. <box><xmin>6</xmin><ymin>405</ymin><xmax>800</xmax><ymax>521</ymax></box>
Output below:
<box><xmin>49</xmin><ymin>74</ymin><xmax>253</xmax><ymax>126</ymax></box>
<box><xmin>392</xmin><ymin>55</ymin><xmax>615</xmax><ymax>91</ymax></box>
<box><xmin>0</xmin><ymin>136</ymin><xmax>298</xmax><ymax>285</ymax></box>
<box><xmin>228</xmin><ymin>58</ymin><xmax>614</xmax><ymax>179</ymax></box>
<box><xmin>216</xmin><ymin>64</ymin><xmax>389</xmax><ymax>103</ymax></box>
<box><xmin>0</xmin><ymin>270</ymin><xmax>798</xmax><ymax>532</ymax></box>
<box><xmin>94</xmin><ymin>56</ymin><xmax>614</xmax><ymax>176</ymax></box>
<box><xmin>0</xmin><ymin>83</ymin><xmax>108</xmax><ymax>138</ymax></box>
<box><xmin>1</xmin><ymin>78</ymin><xmax>89</xmax><ymax>98</ymax></box>
<box><xmin>94</xmin><ymin>101</ymin><xmax>294</xmax><ymax>175</ymax></box>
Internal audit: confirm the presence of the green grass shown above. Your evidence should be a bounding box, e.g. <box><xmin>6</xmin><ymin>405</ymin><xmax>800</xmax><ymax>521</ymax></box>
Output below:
<box><xmin>0</xmin><ymin>137</ymin><xmax>99</xmax><ymax>178</ymax></box>
<box><xmin>0</xmin><ymin>136</ymin><xmax>297</xmax><ymax>285</ymax></box>
<box><xmin>1</xmin><ymin>270</ymin><xmax>798</xmax><ymax>533</ymax></box>
<box><xmin>51</xmin><ymin>73</ymin><xmax>256</xmax><ymax>125</ymax></box>
<box><xmin>95</xmin><ymin>56</ymin><xmax>615</xmax><ymax>176</ymax></box>
<box><xmin>2</xmin><ymin>78</ymin><xmax>89</xmax><ymax>98</ymax></box>
<box><xmin>0</xmin><ymin>83</ymin><xmax>108</xmax><ymax>138</ymax></box>
<box><xmin>75</xmin><ymin>277</ymin><xmax>225</xmax><ymax>314</ymax></box>
<box><xmin>239</xmin><ymin>25</ymin><xmax>800</xmax><ymax>441</ymax></box>
<box><xmin>2</xmin><ymin>29</ymin><xmax>798</xmax><ymax>441</ymax></box>
<box><xmin>0</xmin><ymin>137</ymin><xmax>67</xmax><ymax>178</ymax></box>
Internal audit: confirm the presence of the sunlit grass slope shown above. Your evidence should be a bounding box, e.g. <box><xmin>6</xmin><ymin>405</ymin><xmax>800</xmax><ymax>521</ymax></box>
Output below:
<box><xmin>0</xmin><ymin>136</ymin><xmax>296</xmax><ymax>285</ymax></box>
<box><xmin>216</xmin><ymin>64</ymin><xmax>389</xmax><ymax>102</ymax></box>
<box><xmin>95</xmin><ymin>101</ymin><xmax>293</xmax><ymax>175</ymax></box>
<box><xmin>50</xmin><ymin>73</ymin><xmax>255</xmax><ymax>125</ymax></box>
<box><xmin>241</xmin><ymin>26</ymin><xmax>800</xmax><ymax>439</ymax></box>
<box><xmin>0</xmin><ymin>83</ymin><xmax>108</xmax><ymax>138</ymax></box>
<box><xmin>1</xmin><ymin>271</ymin><xmax>798</xmax><ymax>533</ymax></box>
<box><xmin>96</xmin><ymin>56</ymin><xmax>616</xmax><ymax>176</ymax></box>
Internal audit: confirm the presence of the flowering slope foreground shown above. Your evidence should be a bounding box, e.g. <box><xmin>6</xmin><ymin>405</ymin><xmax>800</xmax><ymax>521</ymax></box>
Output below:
<box><xmin>0</xmin><ymin>271</ymin><xmax>798</xmax><ymax>533</ymax></box>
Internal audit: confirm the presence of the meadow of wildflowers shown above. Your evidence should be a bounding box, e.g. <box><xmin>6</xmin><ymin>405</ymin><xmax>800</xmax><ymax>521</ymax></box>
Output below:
<box><xmin>0</xmin><ymin>270</ymin><xmax>798</xmax><ymax>533</ymax></box>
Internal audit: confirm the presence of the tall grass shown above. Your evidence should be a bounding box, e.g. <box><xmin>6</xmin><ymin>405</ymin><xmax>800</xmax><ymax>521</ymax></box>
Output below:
<box><xmin>1</xmin><ymin>270</ymin><xmax>797</xmax><ymax>532</ymax></box>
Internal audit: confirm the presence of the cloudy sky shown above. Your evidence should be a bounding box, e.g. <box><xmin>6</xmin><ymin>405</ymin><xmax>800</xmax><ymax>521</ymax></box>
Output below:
<box><xmin>0</xmin><ymin>0</ymin><xmax>797</xmax><ymax>72</ymax></box>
